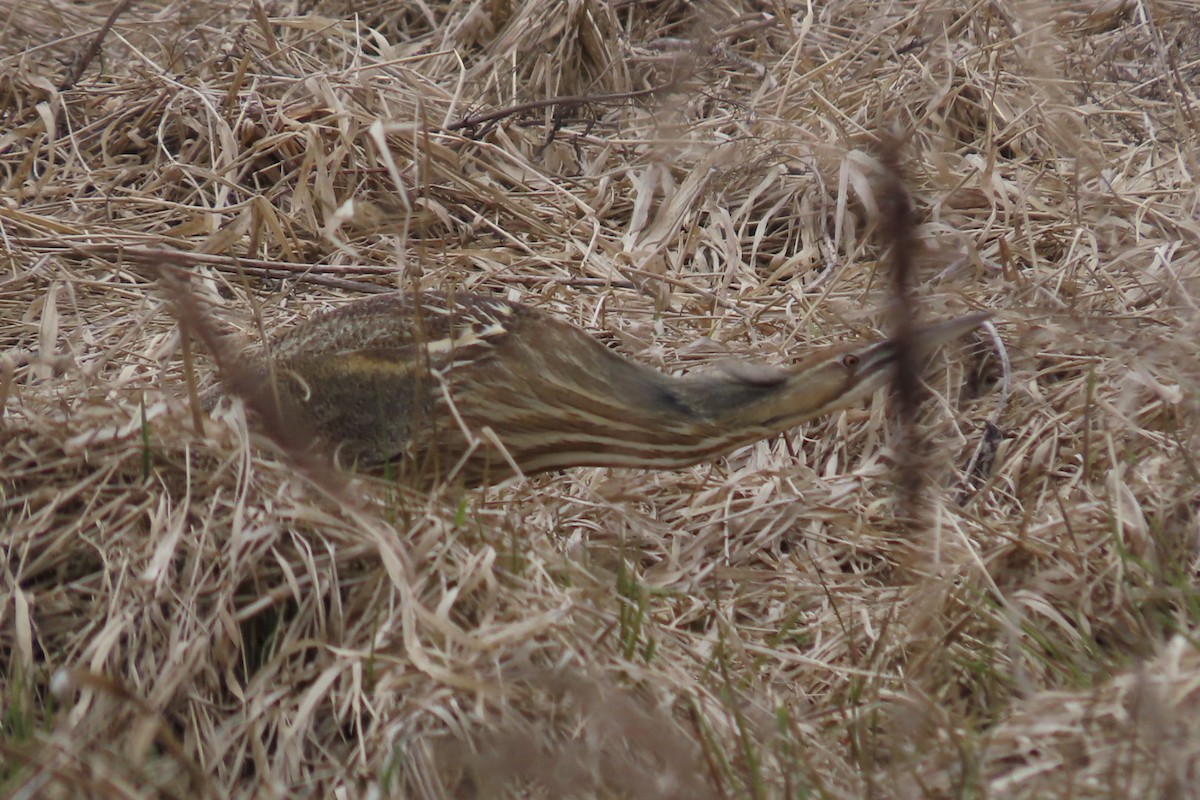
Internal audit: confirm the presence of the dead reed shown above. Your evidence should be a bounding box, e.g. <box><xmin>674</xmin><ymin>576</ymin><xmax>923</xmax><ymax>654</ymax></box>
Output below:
<box><xmin>3</xmin><ymin>0</ymin><xmax>1200</xmax><ymax>797</ymax></box>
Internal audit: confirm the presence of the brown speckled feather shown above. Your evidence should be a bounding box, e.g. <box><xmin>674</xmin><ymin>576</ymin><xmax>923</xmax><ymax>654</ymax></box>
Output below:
<box><xmin>224</xmin><ymin>292</ymin><xmax>987</xmax><ymax>487</ymax></box>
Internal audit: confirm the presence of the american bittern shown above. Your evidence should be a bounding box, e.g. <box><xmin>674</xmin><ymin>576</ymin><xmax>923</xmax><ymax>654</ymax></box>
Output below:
<box><xmin>237</xmin><ymin>292</ymin><xmax>986</xmax><ymax>487</ymax></box>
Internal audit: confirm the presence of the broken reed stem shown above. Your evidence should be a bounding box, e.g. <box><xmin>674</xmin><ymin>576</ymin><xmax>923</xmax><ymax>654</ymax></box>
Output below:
<box><xmin>877</xmin><ymin>132</ymin><xmax>925</xmax><ymax>524</ymax></box>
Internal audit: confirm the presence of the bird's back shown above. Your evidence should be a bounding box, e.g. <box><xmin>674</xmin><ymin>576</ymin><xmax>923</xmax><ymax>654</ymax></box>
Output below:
<box><xmin>260</xmin><ymin>292</ymin><xmax>677</xmax><ymax>484</ymax></box>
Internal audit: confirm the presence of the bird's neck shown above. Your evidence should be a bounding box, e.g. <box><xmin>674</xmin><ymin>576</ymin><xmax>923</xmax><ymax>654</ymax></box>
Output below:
<box><xmin>570</xmin><ymin>346</ymin><xmax>815</xmax><ymax>436</ymax></box>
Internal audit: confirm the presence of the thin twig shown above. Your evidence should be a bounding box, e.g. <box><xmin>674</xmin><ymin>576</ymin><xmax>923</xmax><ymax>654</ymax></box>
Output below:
<box><xmin>443</xmin><ymin>85</ymin><xmax>675</xmax><ymax>133</ymax></box>
<box><xmin>957</xmin><ymin>319</ymin><xmax>1012</xmax><ymax>506</ymax></box>
<box><xmin>60</xmin><ymin>0</ymin><xmax>136</xmax><ymax>91</ymax></box>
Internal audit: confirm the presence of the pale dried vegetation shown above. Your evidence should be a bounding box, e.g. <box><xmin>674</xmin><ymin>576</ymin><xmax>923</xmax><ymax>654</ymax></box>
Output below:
<box><xmin>2</xmin><ymin>0</ymin><xmax>1199</xmax><ymax>797</ymax></box>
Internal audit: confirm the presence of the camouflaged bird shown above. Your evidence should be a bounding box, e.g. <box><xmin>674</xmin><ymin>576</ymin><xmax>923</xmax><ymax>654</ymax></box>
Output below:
<box><xmin>224</xmin><ymin>292</ymin><xmax>986</xmax><ymax>487</ymax></box>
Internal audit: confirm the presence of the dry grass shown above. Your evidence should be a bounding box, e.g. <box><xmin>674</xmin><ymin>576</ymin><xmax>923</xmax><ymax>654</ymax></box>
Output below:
<box><xmin>3</xmin><ymin>0</ymin><xmax>1200</xmax><ymax>797</ymax></box>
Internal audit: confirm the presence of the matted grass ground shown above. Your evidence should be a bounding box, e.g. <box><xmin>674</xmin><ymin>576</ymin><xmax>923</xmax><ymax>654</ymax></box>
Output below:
<box><xmin>3</xmin><ymin>0</ymin><xmax>1200</xmax><ymax>797</ymax></box>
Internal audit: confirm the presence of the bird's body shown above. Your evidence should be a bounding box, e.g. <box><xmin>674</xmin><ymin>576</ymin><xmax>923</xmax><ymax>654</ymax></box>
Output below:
<box><xmin>240</xmin><ymin>292</ymin><xmax>986</xmax><ymax>487</ymax></box>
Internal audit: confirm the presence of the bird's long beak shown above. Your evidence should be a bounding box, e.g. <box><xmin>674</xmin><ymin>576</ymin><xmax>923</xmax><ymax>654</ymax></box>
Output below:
<box><xmin>658</xmin><ymin>311</ymin><xmax>992</xmax><ymax>441</ymax></box>
<box><xmin>740</xmin><ymin>311</ymin><xmax>991</xmax><ymax>429</ymax></box>
<box><xmin>907</xmin><ymin>311</ymin><xmax>992</xmax><ymax>355</ymax></box>
<box><xmin>861</xmin><ymin>311</ymin><xmax>990</xmax><ymax>372</ymax></box>
<box><xmin>828</xmin><ymin>311</ymin><xmax>992</xmax><ymax>404</ymax></box>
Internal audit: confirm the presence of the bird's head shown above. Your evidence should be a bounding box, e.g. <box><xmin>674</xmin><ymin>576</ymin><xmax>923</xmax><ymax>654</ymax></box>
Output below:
<box><xmin>682</xmin><ymin>312</ymin><xmax>991</xmax><ymax>432</ymax></box>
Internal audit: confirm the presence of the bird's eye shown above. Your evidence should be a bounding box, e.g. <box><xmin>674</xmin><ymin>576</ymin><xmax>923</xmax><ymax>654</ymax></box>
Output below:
<box><xmin>841</xmin><ymin>353</ymin><xmax>860</xmax><ymax>369</ymax></box>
